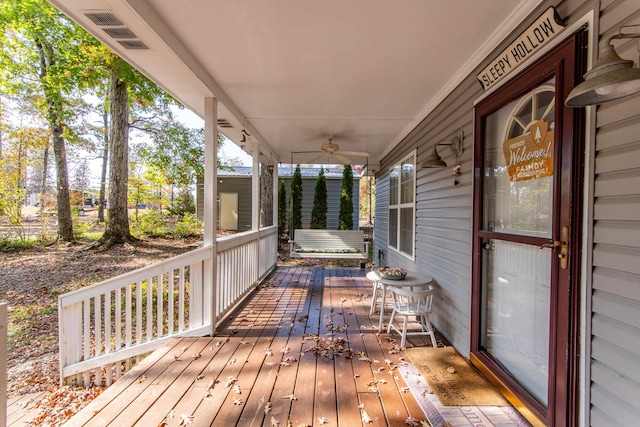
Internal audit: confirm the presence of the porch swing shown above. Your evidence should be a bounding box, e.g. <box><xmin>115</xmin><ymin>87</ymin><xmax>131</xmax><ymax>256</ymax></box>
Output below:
<box><xmin>286</xmin><ymin>144</ymin><xmax>370</xmax><ymax>264</ymax></box>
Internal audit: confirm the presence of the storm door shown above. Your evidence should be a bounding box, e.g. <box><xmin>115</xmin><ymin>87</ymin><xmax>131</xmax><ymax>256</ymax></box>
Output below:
<box><xmin>471</xmin><ymin>33</ymin><xmax>584</xmax><ymax>426</ymax></box>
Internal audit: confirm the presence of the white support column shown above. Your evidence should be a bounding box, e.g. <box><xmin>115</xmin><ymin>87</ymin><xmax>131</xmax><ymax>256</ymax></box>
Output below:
<box><xmin>272</xmin><ymin>162</ymin><xmax>278</xmax><ymax>230</ymax></box>
<box><xmin>251</xmin><ymin>140</ymin><xmax>260</xmax><ymax>230</ymax></box>
<box><xmin>203</xmin><ymin>97</ymin><xmax>218</xmax><ymax>334</ymax></box>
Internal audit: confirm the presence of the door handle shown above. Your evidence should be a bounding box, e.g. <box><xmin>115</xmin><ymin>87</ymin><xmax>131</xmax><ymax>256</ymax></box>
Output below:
<box><xmin>540</xmin><ymin>226</ymin><xmax>569</xmax><ymax>269</ymax></box>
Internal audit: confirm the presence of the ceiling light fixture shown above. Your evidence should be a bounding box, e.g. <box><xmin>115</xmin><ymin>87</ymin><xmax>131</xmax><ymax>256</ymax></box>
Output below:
<box><xmin>566</xmin><ymin>26</ymin><xmax>640</xmax><ymax>107</ymax></box>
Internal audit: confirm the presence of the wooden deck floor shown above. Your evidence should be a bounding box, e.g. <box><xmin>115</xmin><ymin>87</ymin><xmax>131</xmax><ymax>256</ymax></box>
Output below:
<box><xmin>63</xmin><ymin>266</ymin><xmax>447</xmax><ymax>426</ymax></box>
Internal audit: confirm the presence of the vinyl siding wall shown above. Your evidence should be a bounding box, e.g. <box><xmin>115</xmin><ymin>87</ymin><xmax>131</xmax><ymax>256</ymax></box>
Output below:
<box><xmin>374</xmin><ymin>0</ymin><xmax>640</xmax><ymax>424</ymax></box>
<box><xmin>588</xmin><ymin>1</ymin><xmax>640</xmax><ymax>424</ymax></box>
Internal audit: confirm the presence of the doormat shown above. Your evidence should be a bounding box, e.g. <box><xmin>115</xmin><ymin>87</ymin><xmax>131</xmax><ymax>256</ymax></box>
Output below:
<box><xmin>405</xmin><ymin>346</ymin><xmax>509</xmax><ymax>406</ymax></box>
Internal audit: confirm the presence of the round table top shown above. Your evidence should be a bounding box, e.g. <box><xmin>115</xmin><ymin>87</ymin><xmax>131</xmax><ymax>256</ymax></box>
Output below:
<box><xmin>366</xmin><ymin>270</ymin><xmax>433</xmax><ymax>286</ymax></box>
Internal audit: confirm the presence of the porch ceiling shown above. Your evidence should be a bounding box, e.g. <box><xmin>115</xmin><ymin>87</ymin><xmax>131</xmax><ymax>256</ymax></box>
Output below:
<box><xmin>49</xmin><ymin>0</ymin><xmax>542</xmax><ymax>166</ymax></box>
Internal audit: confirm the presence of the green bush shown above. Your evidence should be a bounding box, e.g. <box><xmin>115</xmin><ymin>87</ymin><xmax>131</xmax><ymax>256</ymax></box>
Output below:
<box><xmin>174</xmin><ymin>213</ymin><xmax>203</xmax><ymax>238</ymax></box>
<box><xmin>131</xmin><ymin>210</ymin><xmax>171</xmax><ymax>238</ymax></box>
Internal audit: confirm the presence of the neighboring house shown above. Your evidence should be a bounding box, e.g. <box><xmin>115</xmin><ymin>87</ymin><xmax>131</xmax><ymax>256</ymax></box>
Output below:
<box><xmin>197</xmin><ymin>167</ymin><xmax>360</xmax><ymax>231</ymax></box>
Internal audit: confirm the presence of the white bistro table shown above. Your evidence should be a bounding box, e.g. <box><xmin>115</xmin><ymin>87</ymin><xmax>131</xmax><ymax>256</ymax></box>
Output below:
<box><xmin>366</xmin><ymin>270</ymin><xmax>433</xmax><ymax>332</ymax></box>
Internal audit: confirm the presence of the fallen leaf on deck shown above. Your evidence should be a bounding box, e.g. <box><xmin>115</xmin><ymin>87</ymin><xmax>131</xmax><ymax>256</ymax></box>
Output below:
<box><xmin>271</xmin><ymin>416</ymin><xmax>280</xmax><ymax>426</ymax></box>
<box><xmin>179</xmin><ymin>413</ymin><xmax>193</xmax><ymax>425</ymax></box>
<box><xmin>405</xmin><ymin>417</ymin><xmax>420</xmax><ymax>426</ymax></box>
<box><xmin>446</xmin><ymin>366</ymin><xmax>456</xmax><ymax>374</ymax></box>
<box><xmin>361</xmin><ymin>410</ymin><xmax>373</xmax><ymax>423</ymax></box>
<box><xmin>282</xmin><ymin>394</ymin><xmax>297</xmax><ymax>401</ymax></box>
<box><xmin>264</xmin><ymin>402</ymin><xmax>272</xmax><ymax>414</ymax></box>
<box><xmin>167</xmin><ymin>410</ymin><xmax>175</xmax><ymax>418</ymax></box>
<box><xmin>233</xmin><ymin>397</ymin><xmax>243</xmax><ymax>405</ymax></box>
<box><xmin>138</xmin><ymin>375</ymin><xmax>146</xmax><ymax>383</ymax></box>
<box><xmin>232</xmin><ymin>385</ymin><xmax>241</xmax><ymax>394</ymax></box>
<box><xmin>226</xmin><ymin>376</ymin><xmax>238</xmax><ymax>387</ymax></box>
<box><xmin>319</xmin><ymin>417</ymin><xmax>329</xmax><ymax>424</ymax></box>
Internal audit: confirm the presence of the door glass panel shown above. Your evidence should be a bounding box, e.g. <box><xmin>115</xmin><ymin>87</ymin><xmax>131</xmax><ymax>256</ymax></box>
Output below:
<box><xmin>481</xmin><ymin>239</ymin><xmax>551</xmax><ymax>405</ymax></box>
<box><xmin>479</xmin><ymin>78</ymin><xmax>557</xmax><ymax>409</ymax></box>
<box><xmin>482</xmin><ymin>80</ymin><xmax>555</xmax><ymax>238</ymax></box>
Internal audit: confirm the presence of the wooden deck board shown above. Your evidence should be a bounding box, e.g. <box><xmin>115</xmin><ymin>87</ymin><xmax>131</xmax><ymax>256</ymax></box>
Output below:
<box><xmin>64</xmin><ymin>266</ymin><xmax>440</xmax><ymax>427</ymax></box>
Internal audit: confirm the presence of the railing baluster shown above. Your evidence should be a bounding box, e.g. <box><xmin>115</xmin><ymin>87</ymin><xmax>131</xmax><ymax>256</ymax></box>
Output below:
<box><xmin>126</xmin><ymin>285</ymin><xmax>132</xmax><ymax>347</ymax></box>
<box><xmin>104</xmin><ymin>291</ymin><xmax>111</xmax><ymax>354</ymax></box>
<box><xmin>168</xmin><ymin>270</ymin><xmax>174</xmax><ymax>335</ymax></box>
<box><xmin>157</xmin><ymin>274</ymin><xmax>163</xmax><ymax>338</ymax></box>
<box><xmin>146</xmin><ymin>276</ymin><xmax>153</xmax><ymax>342</ymax></box>
<box><xmin>83</xmin><ymin>299</ymin><xmax>90</xmax><ymax>386</ymax></box>
<box><xmin>178</xmin><ymin>268</ymin><xmax>185</xmax><ymax>332</ymax></box>
<box><xmin>136</xmin><ymin>281</ymin><xmax>142</xmax><ymax>345</ymax></box>
<box><xmin>115</xmin><ymin>288</ymin><xmax>122</xmax><ymax>379</ymax></box>
<box><xmin>94</xmin><ymin>295</ymin><xmax>102</xmax><ymax>386</ymax></box>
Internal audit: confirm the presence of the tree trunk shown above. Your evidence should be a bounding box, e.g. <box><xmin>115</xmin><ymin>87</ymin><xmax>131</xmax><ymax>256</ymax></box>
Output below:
<box><xmin>260</xmin><ymin>165</ymin><xmax>273</xmax><ymax>228</ymax></box>
<box><xmin>97</xmin><ymin>108</ymin><xmax>109</xmax><ymax>223</ymax></box>
<box><xmin>36</xmin><ymin>39</ymin><xmax>73</xmax><ymax>241</ymax></box>
<box><xmin>39</xmin><ymin>145</ymin><xmax>48</xmax><ymax>214</ymax></box>
<box><xmin>101</xmin><ymin>70</ymin><xmax>133</xmax><ymax>245</ymax></box>
<box><xmin>51</xmin><ymin>118</ymin><xmax>74</xmax><ymax>241</ymax></box>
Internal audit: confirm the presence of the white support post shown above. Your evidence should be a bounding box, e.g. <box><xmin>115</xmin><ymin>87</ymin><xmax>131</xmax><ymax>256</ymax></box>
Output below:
<box><xmin>272</xmin><ymin>163</ymin><xmax>278</xmax><ymax>230</ymax></box>
<box><xmin>252</xmin><ymin>140</ymin><xmax>259</xmax><ymax>231</ymax></box>
<box><xmin>204</xmin><ymin>97</ymin><xmax>218</xmax><ymax>333</ymax></box>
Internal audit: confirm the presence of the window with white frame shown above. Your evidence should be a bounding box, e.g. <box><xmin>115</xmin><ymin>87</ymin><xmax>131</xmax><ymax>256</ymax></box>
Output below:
<box><xmin>388</xmin><ymin>151</ymin><xmax>415</xmax><ymax>258</ymax></box>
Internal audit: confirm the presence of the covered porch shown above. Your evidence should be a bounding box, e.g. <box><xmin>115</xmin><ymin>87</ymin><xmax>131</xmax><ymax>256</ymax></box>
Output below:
<box><xmin>64</xmin><ymin>265</ymin><xmax>527</xmax><ymax>426</ymax></box>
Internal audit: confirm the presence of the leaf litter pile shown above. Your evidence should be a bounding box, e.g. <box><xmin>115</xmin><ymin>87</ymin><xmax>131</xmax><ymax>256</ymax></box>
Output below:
<box><xmin>0</xmin><ymin>237</ymin><xmax>199</xmax><ymax>425</ymax></box>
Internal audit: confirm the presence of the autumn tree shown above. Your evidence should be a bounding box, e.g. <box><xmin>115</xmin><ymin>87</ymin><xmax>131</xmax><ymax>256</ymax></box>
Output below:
<box><xmin>339</xmin><ymin>164</ymin><xmax>354</xmax><ymax>230</ymax></box>
<box><xmin>310</xmin><ymin>167</ymin><xmax>327</xmax><ymax>229</ymax></box>
<box><xmin>0</xmin><ymin>0</ymin><xmax>102</xmax><ymax>242</ymax></box>
<box><xmin>290</xmin><ymin>164</ymin><xmax>303</xmax><ymax>238</ymax></box>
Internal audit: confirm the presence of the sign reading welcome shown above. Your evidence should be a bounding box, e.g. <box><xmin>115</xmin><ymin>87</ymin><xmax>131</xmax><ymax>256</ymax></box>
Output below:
<box><xmin>503</xmin><ymin>120</ymin><xmax>554</xmax><ymax>182</ymax></box>
<box><xmin>477</xmin><ymin>7</ymin><xmax>565</xmax><ymax>91</ymax></box>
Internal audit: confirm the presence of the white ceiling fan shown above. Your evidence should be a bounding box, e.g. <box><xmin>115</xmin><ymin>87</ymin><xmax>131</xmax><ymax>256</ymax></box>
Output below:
<box><xmin>293</xmin><ymin>136</ymin><xmax>369</xmax><ymax>165</ymax></box>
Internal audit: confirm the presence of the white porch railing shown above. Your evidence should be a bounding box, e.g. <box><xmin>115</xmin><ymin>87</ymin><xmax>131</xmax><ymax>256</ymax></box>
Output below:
<box><xmin>58</xmin><ymin>226</ymin><xmax>277</xmax><ymax>386</ymax></box>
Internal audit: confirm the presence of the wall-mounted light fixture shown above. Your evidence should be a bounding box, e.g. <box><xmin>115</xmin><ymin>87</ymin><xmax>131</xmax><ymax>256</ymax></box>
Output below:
<box><xmin>421</xmin><ymin>131</ymin><xmax>464</xmax><ymax>168</ymax></box>
<box><xmin>566</xmin><ymin>26</ymin><xmax>640</xmax><ymax>107</ymax></box>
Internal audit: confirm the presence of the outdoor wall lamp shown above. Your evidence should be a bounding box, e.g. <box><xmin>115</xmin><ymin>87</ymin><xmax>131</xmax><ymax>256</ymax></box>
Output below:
<box><xmin>566</xmin><ymin>26</ymin><xmax>640</xmax><ymax>107</ymax></box>
<box><xmin>421</xmin><ymin>131</ymin><xmax>464</xmax><ymax>169</ymax></box>
<box><xmin>240</xmin><ymin>129</ymin><xmax>250</xmax><ymax>143</ymax></box>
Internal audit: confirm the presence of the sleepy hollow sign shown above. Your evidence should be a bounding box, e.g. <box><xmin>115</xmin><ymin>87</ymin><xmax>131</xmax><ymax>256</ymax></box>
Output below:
<box><xmin>503</xmin><ymin>120</ymin><xmax>554</xmax><ymax>182</ymax></box>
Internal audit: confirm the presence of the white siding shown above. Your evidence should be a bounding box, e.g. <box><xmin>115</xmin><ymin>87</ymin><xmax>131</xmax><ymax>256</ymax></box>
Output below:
<box><xmin>590</xmin><ymin>2</ymin><xmax>640</xmax><ymax>424</ymax></box>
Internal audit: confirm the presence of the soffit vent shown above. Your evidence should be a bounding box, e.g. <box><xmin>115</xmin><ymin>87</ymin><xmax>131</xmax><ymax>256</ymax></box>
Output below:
<box><xmin>117</xmin><ymin>40</ymin><xmax>149</xmax><ymax>50</ymax></box>
<box><xmin>83</xmin><ymin>9</ymin><xmax>149</xmax><ymax>50</ymax></box>
<box><xmin>102</xmin><ymin>27</ymin><xmax>137</xmax><ymax>39</ymax></box>
<box><xmin>217</xmin><ymin>119</ymin><xmax>233</xmax><ymax>128</ymax></box>
<box><xmin>83</xmin><ymin>11</ymin><xmax>124</xmax><ymax>27</ymax></box>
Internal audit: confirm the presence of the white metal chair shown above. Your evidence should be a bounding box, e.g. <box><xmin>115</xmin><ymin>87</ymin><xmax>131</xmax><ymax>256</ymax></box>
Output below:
<box><xmin>386</xmin><ymin>285</ymin><xmax>437</xmax><ymax>348</ymax></box>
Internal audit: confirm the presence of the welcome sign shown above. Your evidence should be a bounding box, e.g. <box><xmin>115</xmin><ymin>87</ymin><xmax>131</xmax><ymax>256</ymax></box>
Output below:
<box><xmin>477</xmin><ymin>7</ymin><xmax>565</xmax><ymax>91</ymax></box>
<box><xmin>503</xmin><ymin>120</ymin><xmax>554</xmax><ymax>182</ymax></box>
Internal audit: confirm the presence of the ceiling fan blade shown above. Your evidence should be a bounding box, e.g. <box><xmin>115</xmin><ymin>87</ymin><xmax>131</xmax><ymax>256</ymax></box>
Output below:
<box><xmin>334</xmin><ymin>153</ymin><xmax>354</xmax><ymax>165</ymax></box>
<box><xmin>338</xmin><ymin>150</ymin><xmax>370</xmax><ymax>157</ymax></box>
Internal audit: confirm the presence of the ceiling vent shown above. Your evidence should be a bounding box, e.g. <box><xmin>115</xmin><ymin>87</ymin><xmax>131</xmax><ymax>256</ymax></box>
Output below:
<box><xmin>82</xmin><ymin>9</ymin><xmax>149</xmax><ymax>50</ymax></box>
<box><xmin>102</xmin><ymin>27</ymin><xmax>137</xmax><ymax>39</ymax></box>
<box><xmin>217</xmin><ymin>119</ymin><xmax>233</xmax><ymax>128</ymax></box>
<box><xmin>117</xmin><ymin>40</ymin><xmax>149</xmax><ymax>50</ymax></box>
<box><xmin>83</xmin><ymin>11</ymin><xmax>124</xmax><ymax>26</ymax></box>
